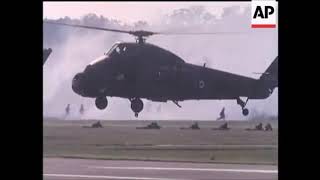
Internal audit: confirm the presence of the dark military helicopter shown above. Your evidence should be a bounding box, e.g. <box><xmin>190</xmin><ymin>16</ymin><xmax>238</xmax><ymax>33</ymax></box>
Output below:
<box><xmin>44</xmin><ymin>21</ymin><xmax>278</xmax><ymax>117</ymax></box>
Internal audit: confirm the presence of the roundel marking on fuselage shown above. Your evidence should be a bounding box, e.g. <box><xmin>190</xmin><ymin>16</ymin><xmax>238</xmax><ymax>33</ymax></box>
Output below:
<box><xmin>199</xmin><ymin>80</ymin><xmax>205</xmax><ymax>89</ymax></box>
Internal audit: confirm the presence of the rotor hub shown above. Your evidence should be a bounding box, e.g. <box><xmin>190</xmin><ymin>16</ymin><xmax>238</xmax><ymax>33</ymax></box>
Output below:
<box><xmin>135</xmin><ymin>36</ymin><xmax>146</xmax><ymax>44</ymax></box>
<box><xmin>130</xmin><ymin>30</ymin><xmax>156</xmax><ymax>44</ymax></box>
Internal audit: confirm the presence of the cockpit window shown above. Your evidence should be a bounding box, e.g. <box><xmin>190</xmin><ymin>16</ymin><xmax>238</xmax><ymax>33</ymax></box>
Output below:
<box><xmin>105</xmin><ymin>44</ymin><xmax>119</xmax><ymax>56</ymax></box>
<box><xmin>115</xmin><ymin>45</ymin><xmax>127</xmax><ymax>54</ymax></box>
<box><xmin>116</xmin><ymin>46</ymin><xmax>121</xmax><ymax>54</ymax></box>
<box><xmin>89</xmin><ymin>55</ymin><xmax>107</xmax><ymax>65</ymax></box>
<box><xmin>106</xmin><ymin>43</ymin><xmax>130</xmax><ymax>57</ymax></box>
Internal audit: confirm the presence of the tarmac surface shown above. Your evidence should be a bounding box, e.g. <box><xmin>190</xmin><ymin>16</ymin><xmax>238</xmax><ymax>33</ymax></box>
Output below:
<box><xmin>44</xmin><ymin>158</ymin><xmax>278</xmax><ymax>180</ymax></box>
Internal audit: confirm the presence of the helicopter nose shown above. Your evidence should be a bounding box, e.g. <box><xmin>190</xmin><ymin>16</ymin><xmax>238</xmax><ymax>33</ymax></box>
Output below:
<box><xmin>72</xmin><ymin>73</ymin><xmax>85</xmax><ymax>95</ymax></box>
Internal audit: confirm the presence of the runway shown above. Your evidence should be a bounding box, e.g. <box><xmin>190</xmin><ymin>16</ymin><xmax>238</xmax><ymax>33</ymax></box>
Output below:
<box><xmin>44</xmin><ymin>158</ymin><xmax>278</xmax><ymax>180</ymax></box>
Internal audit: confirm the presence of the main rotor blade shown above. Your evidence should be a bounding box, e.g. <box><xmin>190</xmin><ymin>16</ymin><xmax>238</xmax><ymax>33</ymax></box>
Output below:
<box><xmin>158</xmin><ymin>32</ymin><xmax>246</xmax><ymax>35</ymax></box>
<box><xmin>44</xmin><ymin>21</ymin><xmax>132</xmax><ymax>34</ymax></box>
<box><xmin>44</xmin><ymin>20</ymin><xmax>245</xmax><ymax>37</ymax></box>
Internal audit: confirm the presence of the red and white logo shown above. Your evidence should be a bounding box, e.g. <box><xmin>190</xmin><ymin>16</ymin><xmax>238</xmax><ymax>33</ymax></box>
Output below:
<box><xmin>251</xmin><ymin>0</ymin><xmax>277</xmax><ymax>28</ymax></box>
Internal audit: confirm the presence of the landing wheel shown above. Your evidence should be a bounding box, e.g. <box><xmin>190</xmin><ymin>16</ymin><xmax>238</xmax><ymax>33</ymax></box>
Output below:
<box><xmin>268</xmin><ymin>88</ymin><xmax>274</xmax><ymax>95</ymax></box>
<box><xmin>242</xmin><ymin>108</ymin><xmax>249</xmax><ymax>116</ymax></box>
<box><xmin>95</xmin><ymin>97</ymin><xmax>108</xmax><ymax>110</ymax></box>
<box><xmin>131</xmin><ymin>98</ymin><xmax>143</xmax><ymax>117</ymax></box>
<box><xmin>237</xmin><ymin>97</ymin><xmax>249</xmax><ymax>116</ymax></box>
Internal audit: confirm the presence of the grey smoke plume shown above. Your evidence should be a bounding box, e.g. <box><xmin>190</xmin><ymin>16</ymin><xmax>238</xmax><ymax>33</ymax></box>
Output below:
<box><xmin>43</xmin><ymin>5</ymin><xmax>278</xmax><ymax>120</ymax></box>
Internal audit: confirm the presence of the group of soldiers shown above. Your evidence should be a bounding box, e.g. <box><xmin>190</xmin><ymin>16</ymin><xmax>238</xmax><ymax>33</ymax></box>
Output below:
<box><xmin>65</xmin><ymin>104</ymin><xmax>85</xmax><ymax>116</ymax></box>
<box><xmin>82</xmin><ymin>121</ymin><xmax>273</xmax><ymax>130</ymax></box>
<box><xmin>245</xmin><ymin>122</ymin><xmax>273</xmax><ymax>131</ymax></box>
<box><xmin>75</xmin><ymin>105</ymin><xmax>273</xmax><ymax>131</ymax></box>
<box><xmin>135</xmin><ymin>121</ymin><xmax>273</xmax><ymax>131</ymax></box>
<box><xmin>214</xmin><ymin>107</ymin><xmax>273</xmax><ymax>131</ymax></box>
<box><xmin>182</xmin><ymin>122</ymin><xmax>272</xmax><ymax>131</ymax></box>
<box><xmin>68</xmin><ymin>106</ymin><xmax>226</xmax><ymax>119</ymax></box>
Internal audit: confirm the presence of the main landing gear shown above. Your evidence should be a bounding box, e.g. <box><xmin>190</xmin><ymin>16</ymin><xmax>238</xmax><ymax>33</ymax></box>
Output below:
<box><xmin>130</xmin><ymin>98</ymin><xmax>144</xmax><ymax>117</ymax></box>
<box><xmin>236</xmin><ymin>97</ymin><xmax>249</xmax><ymax>116</ymax></box>
<box><xmin>95</xmin><ymin>97</ymin><xmax>108</xmax><ymax>110</ymax></box>
<box><xmin>95</xmin><ymin>97</ymin><xmax>144</xmax><ymax>118</ymax></box>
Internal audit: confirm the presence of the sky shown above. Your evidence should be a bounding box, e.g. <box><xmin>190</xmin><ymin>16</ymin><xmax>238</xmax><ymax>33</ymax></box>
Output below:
<box><xmin>43</xmin><ymin>1</ymin><xmax>249</xmax><ymax>24</ymax></box>
<box><xmin>43</xmin><ymin>2</ymin><xmax>278</xmax><ymax>120</ymax></box>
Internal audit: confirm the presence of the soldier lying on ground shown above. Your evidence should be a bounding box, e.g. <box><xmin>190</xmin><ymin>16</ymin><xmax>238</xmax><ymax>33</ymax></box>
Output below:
<box><xmin>245</xmin><ymin>123</ymin><xmax>264</xmax><ymax>131</ymax></box>
<box><xmin>212</xmin><ymin>122</ymin><xmax>230</xmax><ymax>130</ymax></box>
<box><xmin>180</xmin><ymin>122</ymin><xmax>200</xmax><ymax>130</ymax></box>
<box><xmin>136</xmin><ymin>122</ymin><xmax>161</xmax><ymax>129</ymax></box>
<box><xmin>265</xmin><ymin>123</ymin><xmax>273</xmax><ymax>131</ymax></box>
<box><xmin>82</xmin><ymin>121</ymin><xmax>103</xmax><ymax>128</ymax></box>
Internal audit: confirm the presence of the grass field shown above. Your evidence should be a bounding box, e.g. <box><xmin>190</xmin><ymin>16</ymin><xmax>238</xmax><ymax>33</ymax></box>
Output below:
<box><xmin>43</xmin><ymin>119</ymin><xmax>278</xmax><ymax>165</ymax></box>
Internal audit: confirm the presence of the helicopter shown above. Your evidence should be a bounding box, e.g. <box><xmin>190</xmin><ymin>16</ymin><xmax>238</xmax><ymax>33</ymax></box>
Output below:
<box><xmin>44</xmin><ymin>21</ymin><xmax>278</xmax><ymax>118</ymax></box>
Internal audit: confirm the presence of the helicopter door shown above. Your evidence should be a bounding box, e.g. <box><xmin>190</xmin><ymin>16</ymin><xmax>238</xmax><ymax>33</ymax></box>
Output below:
<box><xmin>157</xmin><ymin>65</ymin><xmax>177</xmax><ymax>81</ymax></box>
<box><xmin>154</xmin><ymin>63</ymin><xmax>179</xmax><ymax>98</ymax></box>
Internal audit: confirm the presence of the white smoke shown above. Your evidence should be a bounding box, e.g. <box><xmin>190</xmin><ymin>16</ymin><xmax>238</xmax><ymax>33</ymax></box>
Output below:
<box><xmin>43</xmin><ymin>5</ymin><xmax>278</xmax><ymax>120</ymax></box>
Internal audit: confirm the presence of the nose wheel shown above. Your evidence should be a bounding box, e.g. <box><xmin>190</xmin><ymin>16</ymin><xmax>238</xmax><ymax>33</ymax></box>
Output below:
<box><xmin>130</xmin><ymin>98</ymin><xmax>143</xmax><ymax>118</ymax></box>
<box><xmin>95</xmin><ymin>97</ymin><xmax>108</xmax><ymax>110</ymax></box>
<box><xmin>236</xmin><ymin>97</ymin><xmax>249</xmax><ymax>116</ymax></box>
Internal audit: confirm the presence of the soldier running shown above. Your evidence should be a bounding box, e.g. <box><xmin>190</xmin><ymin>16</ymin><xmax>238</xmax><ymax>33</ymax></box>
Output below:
<box><xmin>216</xmin><ymin>107</ymin><xmax>226</xmax><ymax>121</ymax></box>
<box><xmin>65</xmin><ymin>104</ymin><xmax>70</xmax><ymax>116</ymax></box>
<box><xmin>79</xmin><ymin>104</ymin><xmax>85</xmax><ymax>115</ymax></box>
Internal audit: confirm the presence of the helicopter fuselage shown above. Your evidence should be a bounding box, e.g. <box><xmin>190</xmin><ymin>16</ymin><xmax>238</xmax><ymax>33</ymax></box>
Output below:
<box><xmin>71</xmin><ymin>43</ymin><xmax>275</xmax><ymax>103</ymax></box>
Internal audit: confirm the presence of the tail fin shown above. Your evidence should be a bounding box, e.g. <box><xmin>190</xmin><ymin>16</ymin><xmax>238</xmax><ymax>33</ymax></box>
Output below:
<box><xmin>259</xmin><ymin>56</ymin><xmax>278</xmax><ymax>89</ymax></box>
